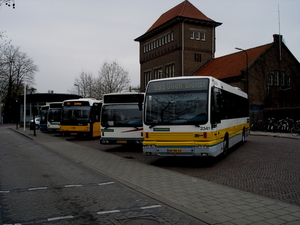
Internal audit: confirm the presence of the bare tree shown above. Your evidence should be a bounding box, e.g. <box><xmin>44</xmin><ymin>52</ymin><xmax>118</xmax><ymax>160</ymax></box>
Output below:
<box><xmin>0</xmin><ymin>45</ymin><xmax>37</xmax><ymax>97</ymax></box>
<box><xmin>0</xmin><ymin>44</ymin><xmax>38</xmax><ymax>122</ymax></box>
<box><xmin>73</xmin><ymin>71</ymin><xmax>95</xmax><ymax>98</ymax></box>
<box><xmin>95</xmin><ymin>61</ymin><xmax>130</xmax><ymax>97</ymax></box>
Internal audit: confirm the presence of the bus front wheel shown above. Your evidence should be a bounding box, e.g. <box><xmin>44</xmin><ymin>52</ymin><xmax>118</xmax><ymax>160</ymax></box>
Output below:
<box><xmin>222</xmin><ymin>136</ymin><xmax>229</xmax><ymax>157</ymax></box>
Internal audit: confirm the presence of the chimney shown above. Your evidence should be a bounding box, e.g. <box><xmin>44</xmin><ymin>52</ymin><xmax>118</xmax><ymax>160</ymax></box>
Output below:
<box><xmin>273</xmin><ymin>34</ymin><xmax>283</xmax><ymax>43</ymax></box>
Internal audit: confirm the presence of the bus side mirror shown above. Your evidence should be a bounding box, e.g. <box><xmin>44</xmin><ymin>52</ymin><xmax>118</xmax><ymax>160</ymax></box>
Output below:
<box><xmin>211</xmin><ymin>110</ymin><xmax>221</xmax><ymax>128</ymax></box>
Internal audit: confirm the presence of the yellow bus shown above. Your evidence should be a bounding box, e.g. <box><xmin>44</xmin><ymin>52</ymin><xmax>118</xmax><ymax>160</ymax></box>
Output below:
<box><xmin>60</xmin><ymin>98</ymin><xmax>102</xmax><ymax>138</ymax></box>
<box><xmin>143</xmin><ymin>76</ymin><xmax>250</xmax><ymax>157</ymax></box>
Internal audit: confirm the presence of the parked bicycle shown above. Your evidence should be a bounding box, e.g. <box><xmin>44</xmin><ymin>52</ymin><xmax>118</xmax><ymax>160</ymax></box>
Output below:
<box><xmin>291</xmin><ymin>120</ymin><xmax>300</xmax><ymax>136</ymax></box>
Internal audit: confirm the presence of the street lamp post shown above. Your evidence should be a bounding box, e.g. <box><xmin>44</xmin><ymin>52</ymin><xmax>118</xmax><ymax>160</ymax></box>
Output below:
<box><xmin>74</xmin><ymin>84</ymin><xmax>79</xmax><ymax>95</ymax></box>
<box><xmin>15</xmin><ymin>98</ymin><xmax>19</xmax><ymax>129</ymax></box>
<box><xmin>235</xmin><ymin>47</ymin><xmax>249</xmax><ymax>95</ymax></box>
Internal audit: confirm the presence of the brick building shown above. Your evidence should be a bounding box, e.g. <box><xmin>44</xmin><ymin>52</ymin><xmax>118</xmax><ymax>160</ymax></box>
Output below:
<box><xmin>195</xmin><ymin>34</ymin><xmax>300</xmax><ymax>120</ymax></box>
<box><xmin>135</xmin><ymin>0</ymin><xmax>300</xmax><ymax>121</ymax></box>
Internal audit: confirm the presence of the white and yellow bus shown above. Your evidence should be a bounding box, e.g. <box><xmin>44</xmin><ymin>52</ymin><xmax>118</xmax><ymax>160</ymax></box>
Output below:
<box><xmin>100</xmin><ymin>93</ymin><xmax>144</xmax><ymax>145</ymax></box>
<box><xmin>60</xmin><ymin>98</ymin><xmax>102</xmax><ymax>138</ymax></box>
<box><xmin>143</xmin><ymin>76</ymin><xmax>250</xmax><ymax>157</ymax></box>
<box><xmin>47</xmin><ymin>102</ymin><xmax>62</xmax><ymax>132</ymax></box>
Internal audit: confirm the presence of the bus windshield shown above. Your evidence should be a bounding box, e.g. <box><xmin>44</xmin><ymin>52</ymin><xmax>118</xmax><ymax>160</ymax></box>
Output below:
<box><xmin>48</xmin><ymin>109</ymin><xmax>61</xmax><ymax>122</ymax></box>
<box><xmin>101</xmin><ymin>104</ymin><xmax>142</xmax><ymax>128</ymax></box>
<box><xmin>144</xmin><ymin>91</ymin><xmax>208</xmax><ymax>126</ymax></box>
<box><xmin>62</xmin><ymin>106</ymin><xmax>91</xmax><ymax>123</ymax></box>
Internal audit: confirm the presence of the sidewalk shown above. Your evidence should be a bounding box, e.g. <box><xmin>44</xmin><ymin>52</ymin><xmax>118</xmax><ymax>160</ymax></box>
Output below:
<box><xmin>250</xmin><ymin>130</ymin><xmax>300</xmax><ymax>140</ymax></box>
<box><xmin>9</xmin><ymin>126</ymin><xmax>300</xmax><ymax>225</ymax></box>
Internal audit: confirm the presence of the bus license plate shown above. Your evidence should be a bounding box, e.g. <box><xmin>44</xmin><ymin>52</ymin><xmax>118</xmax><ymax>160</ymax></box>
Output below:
<box><xmin>168</xmin><ymin>149</ymin><xmax>183</xmax><ymax>153</ymax></box>
<box><xmin>71</xmin><ymin>133</ymin><xmax>77</xmax><ymax>136</ymax></box>
<box><xmin>117</xmin><ymin>140</ymin><xmax>127</xmax><ymax>144</ymax></box>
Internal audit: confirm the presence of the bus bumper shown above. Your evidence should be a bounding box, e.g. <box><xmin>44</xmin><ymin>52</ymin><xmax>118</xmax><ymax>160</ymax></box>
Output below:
<box><xmin>101</xmin><ymin>138</ymin><xmax>143</xmax><ymax>145</ymax></box>
<box><xmin>143</xmin><ymin>142</ymin><xmax>222</xmax><ymax>157</ymax></box>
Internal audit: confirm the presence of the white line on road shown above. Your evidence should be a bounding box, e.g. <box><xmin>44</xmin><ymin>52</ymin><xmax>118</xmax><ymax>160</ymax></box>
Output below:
<box><xmin>140</xmin><ymin>205</ymin><xmax>162</xmax><ymax>209</ymax></box>
<box><xmin>64</xmin><ymin>184</ymin><xmax>83</xmax><ymax>188</ymax></box>
<box><xmin>97</xmin><ymin>210</ymin><xmax>121</xmax><ymax>215</ymax></box>
<box><xmin>28</xmin><ymin>187</ymin><xmax>48</xmax><ymax>191</ymax></box>
<box><xmin>47</xmin><ymin>215</ymin><xmax>74</xmax><ymax>221</ymax></box>
<box><xmin>98</xmin><ymin>181</ymin><xmax>115</xmax><ymax>186</ymax></box>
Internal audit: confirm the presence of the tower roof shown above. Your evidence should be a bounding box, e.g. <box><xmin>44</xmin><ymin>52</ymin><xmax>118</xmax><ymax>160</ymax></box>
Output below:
<box><xmin>135</xmin><ymin>0</ymin><xmax>221</xmax><ymax>42</ymax></box>
<box><xmin>147</xmin><ymin>0</ymin><xmax>220</xmax><ymax>32</ymax></box>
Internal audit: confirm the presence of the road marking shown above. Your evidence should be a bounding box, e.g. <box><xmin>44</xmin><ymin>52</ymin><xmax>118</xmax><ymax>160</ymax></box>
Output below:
<box><xmin>0</xmin><ymin>190</ymin><xmax>10</xmax><ymax>193</ymax></box>
<box><xmin>47</xmin><ymin>215</ymin><xmax>74</xmax><ymax>221</ymax></box>
<box><xmin>140</xmin><ymin>205</ymin><xmax>162</xmax><ymax>209</ymax></box>
<box><xmin>64</xmin><ymin>184</ymin><xmax>83</xmax><ymax>188</ymax></box>
<box><xmin>97</xmin><ymin>205</ymin><xmax>162</xmax><ymax>215</ymax></box>
<box><xmin>28</xmin><ymin>187</ymin><xmax>48</xmax><ymax>191</ymax></box>
<box><xmin>97</xmin><ymin>210</ymin><xmax>121</xmax><ymax>215</ymax></box>
<box><xmin>98</xmin><ymin>181</ymin><xmax>115</xmax><ymax>186</ymax></box>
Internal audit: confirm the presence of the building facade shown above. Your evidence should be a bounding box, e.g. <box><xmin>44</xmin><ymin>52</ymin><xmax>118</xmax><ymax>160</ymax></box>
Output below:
<box><xmin>195</xmin><ymin>34</ymin><xmax>300</xmax><ymax>121</ymax></box>
<box><xmin>135</xmin><ymin>0</ymin><xmax>300</xmax><ymax>122</ymax></box>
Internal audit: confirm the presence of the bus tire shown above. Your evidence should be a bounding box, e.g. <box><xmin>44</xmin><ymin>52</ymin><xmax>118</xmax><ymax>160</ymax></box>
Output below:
<box><xmin>222</xmin><ymin>135</ymin><xmax>229</xmax><ymax>157</ymax></box>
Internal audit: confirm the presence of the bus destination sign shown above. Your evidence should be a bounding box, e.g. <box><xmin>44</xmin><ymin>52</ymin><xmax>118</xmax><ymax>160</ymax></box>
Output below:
<box><xmin>147</xmin><ymin>78</ymin><xmax>209</xmax><ymax>93</ymax></box>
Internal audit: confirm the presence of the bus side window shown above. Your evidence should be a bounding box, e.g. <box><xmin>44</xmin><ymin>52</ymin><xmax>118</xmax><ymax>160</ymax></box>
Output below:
<box><xmin>211</xmin><ymin>87</ymin><xmax>222</xmax><ymax>126</ymax></box>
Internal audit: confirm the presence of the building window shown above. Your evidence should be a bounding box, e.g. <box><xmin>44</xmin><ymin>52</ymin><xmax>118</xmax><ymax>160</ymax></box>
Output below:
<box><xmin>165</xmin><ymin>63</ymin><xmax>175</xmax><ymax>78</ymax></box>
<box><xmin>195</xmin><ymin>31</ymin><xmax>200</xmax><ymax>40</ymax></box>
<box><xmin>287</xmin><ymin>75</ymin><xmax>291</xmax><ymax>86</ymax></box>
<box><xmin>274</xmin><ymin>71</ymin><xmax>279</xmax><ymax>86</ymax></box>
<box><xmin>154</xmin><ymin>67</ymin><xmax>163</xmax><ymax>79</ymax></box>
<box><xmin>280</xmin><ymin>72</ymin><xmax>285</xmax><ymax>86</ymax></box>
<box><xmin>144</xmin><ymin>70</ymin><xmax>151</xmax><ymax>88</ymax></box>
<box><xmin>201</xmin><ymin>32</ymin><xmax>206</xmax><ymax>41</ymax></box>
<box><xmin>143</xmin><ymin>32</ymin><xmax>174</xmax><ymax>53</ymax></box>
<box><xmin>190</xmin><ymin>29</ymin><xmax>206</xmax><ymax>41</ymax></box>
<box><xmin>190</xmin><ymin>30</ymin><xmax>194</xmax><ymax>39</ymax></box>
<box><xmin>194</xmin><ymin>53</ymin><xmax>201</xmax><ymax>62</ymax></box>
<box><xmin>268</xmin><ymin>73</ymin><xmax>274</xmax><ymax>85</ymax></box>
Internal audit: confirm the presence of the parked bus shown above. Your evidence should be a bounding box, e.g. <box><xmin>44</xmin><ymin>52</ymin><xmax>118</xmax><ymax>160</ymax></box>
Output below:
<box><xmin>47</xmin><ymin>102</ymin><xmax>62</xmax><ymax>132</ymax></box>
<box><xmin>39</xmin><ymin>105</ymin><xmax>49</xmax><ymax>132</ymax></box>
<box><xmin>100</xmin><ymin>93</ymin><xmax>144</xmax><ymax>145</ymax></box>
<box><xmin>143</xmin><ymin>76</ymin><xmax>250</xmax><ymax>157</ymax></box>
<box><xmin>60</xmin><ymin>98</ymin><xmax>102</xmax><ymax>138</ymax></box>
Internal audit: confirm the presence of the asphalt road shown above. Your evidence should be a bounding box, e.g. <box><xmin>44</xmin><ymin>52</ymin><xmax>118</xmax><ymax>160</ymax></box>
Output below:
<box><xmin>0</xmin><ymin>127</ymin><xmax>204</xmax><ymax>225</ymax></box>
<box><xmin>69</xmin><ymin>134</ymin><xmax>300</xmax><ymax>207</ymax></box>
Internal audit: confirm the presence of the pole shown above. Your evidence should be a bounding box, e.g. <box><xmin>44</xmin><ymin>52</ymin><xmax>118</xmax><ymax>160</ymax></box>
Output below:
<box><xmin>235</xmin><ymin>47</ymin><xmax>249</xmax><ymax>95</ymax></box>
<box><xmin>24</xmin><ymin>84</ymin><xmax>26</xmax><ymax>131</ymax></box>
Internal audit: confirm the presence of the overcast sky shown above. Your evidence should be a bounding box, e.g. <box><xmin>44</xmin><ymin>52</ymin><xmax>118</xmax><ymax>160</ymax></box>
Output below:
<box><xmin>1</xmin><ymin>0</ymin><xmax>299</xmax><ymax>93</ymax></box>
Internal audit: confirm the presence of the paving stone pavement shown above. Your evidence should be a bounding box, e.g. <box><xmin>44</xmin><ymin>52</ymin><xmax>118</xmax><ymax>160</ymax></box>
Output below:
<box><xmin>7</xmin><ymin>126</ymin><xmax>300</xmax><ymax>225</ymax></box>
